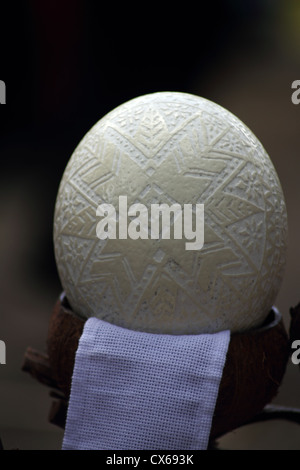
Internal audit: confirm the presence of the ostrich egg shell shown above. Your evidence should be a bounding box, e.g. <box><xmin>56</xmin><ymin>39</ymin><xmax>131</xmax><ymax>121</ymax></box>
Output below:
<box><xmin>53</xmin><ymin>92</ymin><xmax>287</xmax><ymax>334</ymax></box>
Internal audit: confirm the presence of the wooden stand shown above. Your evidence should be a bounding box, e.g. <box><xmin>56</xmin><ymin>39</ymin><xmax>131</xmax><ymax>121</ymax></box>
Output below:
<box><xmin>22</xmin><ymin>294</ymin><xmax>300</xmax><ymax>443</ymax></box>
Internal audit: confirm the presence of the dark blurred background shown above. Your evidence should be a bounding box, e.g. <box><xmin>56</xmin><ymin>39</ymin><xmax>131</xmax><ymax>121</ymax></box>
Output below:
<box><xmin>0</xmin><ymin>0</ymin><xmax>300</xmax><ymax>449</ymax></box>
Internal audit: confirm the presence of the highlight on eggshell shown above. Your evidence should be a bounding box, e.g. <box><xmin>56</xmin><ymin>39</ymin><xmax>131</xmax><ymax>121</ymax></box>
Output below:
<box><xmin>53</xmin><ymin>91</ymin><xmax>288</xmax><ymax>334</ymax></box>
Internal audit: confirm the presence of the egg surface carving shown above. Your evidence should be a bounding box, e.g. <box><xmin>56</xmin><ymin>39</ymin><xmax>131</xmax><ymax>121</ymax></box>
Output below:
<box><xmin>53</xmin><ymin>92</ymin><xmax>287</xmax><ymax>334</ymax></box>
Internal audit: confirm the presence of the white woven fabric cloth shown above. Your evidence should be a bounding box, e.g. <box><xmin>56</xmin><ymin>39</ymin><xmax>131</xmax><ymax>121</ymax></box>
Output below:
<box><xmin>62</xmin><ymin>317</ymin><xmax>230</xmax><ymax>450</ymax></box>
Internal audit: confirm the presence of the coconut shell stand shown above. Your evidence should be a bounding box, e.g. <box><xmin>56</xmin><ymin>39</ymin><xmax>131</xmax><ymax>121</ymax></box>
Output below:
<box><xmin>22</xmin><ymin>293</ymin><xmax>300</xmax><ymax>447</ymax></box>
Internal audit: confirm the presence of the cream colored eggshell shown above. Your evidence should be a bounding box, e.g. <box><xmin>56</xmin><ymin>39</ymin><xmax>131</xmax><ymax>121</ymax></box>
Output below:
<box><xmin>53</xmin><ymin>92</ymin><xmax>288</xmax><ymax>334</ymax></box>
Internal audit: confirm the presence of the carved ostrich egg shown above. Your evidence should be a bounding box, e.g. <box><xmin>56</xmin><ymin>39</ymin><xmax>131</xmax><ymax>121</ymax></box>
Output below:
<box><xmin>53</xmin><ymin>92</ymin><xmax>287</xmax><ymax>334</ymax></box>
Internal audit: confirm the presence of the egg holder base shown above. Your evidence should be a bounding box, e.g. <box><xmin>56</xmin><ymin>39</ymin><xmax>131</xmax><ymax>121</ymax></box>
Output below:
<box><xmin>22</xmin><ymin>293</ymin><xmax>300</xmax><ymax>447</ymax></box>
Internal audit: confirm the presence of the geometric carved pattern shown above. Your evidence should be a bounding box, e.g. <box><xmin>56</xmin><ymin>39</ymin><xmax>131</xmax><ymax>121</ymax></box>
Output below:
<box><xmin>53</xmin><ymin>92</ymin><xmax>288</xmax><ymax>334</ymax></box>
